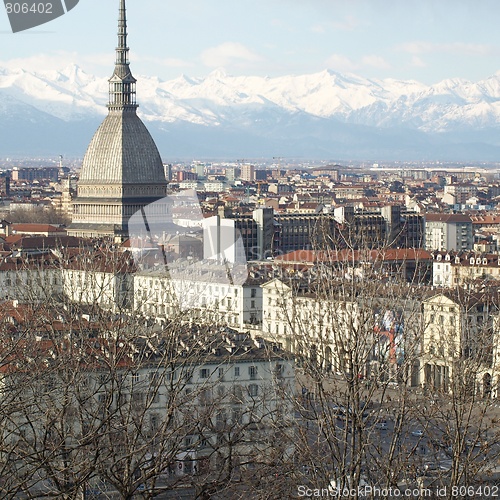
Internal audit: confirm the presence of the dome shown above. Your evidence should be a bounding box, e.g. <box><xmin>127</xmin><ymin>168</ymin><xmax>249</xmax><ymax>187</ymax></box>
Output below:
<box><xmin>79</xmin><ymin>109</ymin><xmax>165</xmax><ymax>186</ymax></box>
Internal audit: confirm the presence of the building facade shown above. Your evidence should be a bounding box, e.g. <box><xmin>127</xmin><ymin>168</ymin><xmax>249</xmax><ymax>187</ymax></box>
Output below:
<box><xmin>424</xmin><ymin>214</ymin><xmax>473</xmax><ymax>252</ymax></box>
<box><xmin>420</xmin><ymin>292</ymin><xmax>497</xmax><ymax>396</ymax></box>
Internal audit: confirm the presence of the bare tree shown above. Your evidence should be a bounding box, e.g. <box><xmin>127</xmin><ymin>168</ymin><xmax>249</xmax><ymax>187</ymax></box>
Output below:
<box><xmin>0</xmin><ymin>246</ymin><xmax>297</xmax><ymax>499</ymax></box>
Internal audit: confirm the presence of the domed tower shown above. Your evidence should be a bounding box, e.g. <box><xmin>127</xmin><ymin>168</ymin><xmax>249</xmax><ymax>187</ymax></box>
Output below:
<box><xmin>69</xmin><ymin>0</ymin><xmax>167</xmax><ymax>240</ymax></box>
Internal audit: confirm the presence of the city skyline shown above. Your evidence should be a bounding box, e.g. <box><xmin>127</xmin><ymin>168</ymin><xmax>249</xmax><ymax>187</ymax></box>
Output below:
<box><xmin>1</xmin><ymin>0</ymin><xmax>500</xmax><ymax>85</ymax></box>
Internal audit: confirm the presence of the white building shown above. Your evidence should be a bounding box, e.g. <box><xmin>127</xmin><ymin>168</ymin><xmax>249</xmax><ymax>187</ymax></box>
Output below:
<box><xmin>261</xmin><ymin>278</ymin><xmax>369</xmax><ymax>374</ymax></box>
<box><xmin>0</xmin><ymin>325</ymin><xmax>295</xmax><ymax>487</ymax></box>
<box><xmin>203</xmin><ymin>181</ymin><xmax>227</xmax><ymax>192</ymax></box>
<box><xmin>61</xmin><ymin>249</ymin><xmax>134</xmax><ymax>311</ymax></box>
<box><xmin>432</xmin><ymin>251</ymin><xmax>500</xmax><ymax>288</ymax></box>
<box><xmin>420</xmin><ymin>292</ymin><xmax>497</xmax><ymax>396</ymax></box>
<box><xmin>424</xmin><ymin>213</ymin><xmax>473</xmax><ymax>251</ymax></box>
<box><xmin>0</xmin><ymin>253</ymin><xmax>62</xmax><ymax>302</ymax></box>
<box><xmin>134</xmin><ymin>265</ymin><xmax>263</xmax><ymax>331</ymax></box>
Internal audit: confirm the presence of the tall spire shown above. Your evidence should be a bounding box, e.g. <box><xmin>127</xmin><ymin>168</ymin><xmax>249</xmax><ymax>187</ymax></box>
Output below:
<box><xmin>116</xmin><ymin>0</ymin><xmax>129</xmax><ymax>68</ymax></box>
<box><xmin>108</xmin><ymin>0</ymin><xmax>137</xmax><ymax>110</ymax></box>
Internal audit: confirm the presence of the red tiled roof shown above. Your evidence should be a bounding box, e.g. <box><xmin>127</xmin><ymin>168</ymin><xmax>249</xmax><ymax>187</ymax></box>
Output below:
<box><xmin>425</xmin><ymin>213</ymin><xmax>471</xmax><ymax>223</ymax></box>
<box><xmin>11</xmin><ymin>224</ymin><xmax>65</xmax><ymax>233</ymax></box>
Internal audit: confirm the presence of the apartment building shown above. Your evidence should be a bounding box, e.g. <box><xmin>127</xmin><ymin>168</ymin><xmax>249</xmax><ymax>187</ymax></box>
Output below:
<box><xmin>62</xmin><ymin>249</ymin><xmax>135</xmax><ymax>311</ymax></box>
<box><xmin>334</xmin><ymin>205</ymin><xmax>424</xmax><ymax>249</ymax></box>
<box><xmin>0</xmin><ymin>253</ymin><xmax>62</xmax><ymax>302</ymax></box>
<box><xmin>240</xmin><ymin>165</ymin><xmax>255</xmax><ymax>182</ymax></box>
<box><xmin>134</xmin><ymin>265</ymin><xmax>264</xmax><ymax>331</ymax></box>
<box><xmin>261</xmin><ymin>278</ymin><xmax>390</xmax><ymax>379</ymax></box>
<box><xmin>0</xmin><ymin>320</ymin><xmax>295</xmax><ymax>489</ymax></box>
<box><xmin>443</xmin><ymin>184</ymin><xmax>478</xmax><ymax>205</ymax></box>
<box><xmin>420</xmin><ymin>291</ymin><xmax>498</xmax><ymax>396</ymax></box>
<box><xmin>424</xmin><ymin>213</ymin><xmax>473</xmax><ymax>251</ymax></box>
<box><xmin>432</xmin><ymin>251</ymin><xmax>500</xmax><ymax>288</ymax></box>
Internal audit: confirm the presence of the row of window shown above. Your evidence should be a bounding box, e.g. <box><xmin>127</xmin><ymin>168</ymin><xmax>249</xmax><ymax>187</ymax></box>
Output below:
<box><xmin>200</xmin><ymin>366</ymin><xmax>258</xmax><ymax>380</ymax></box>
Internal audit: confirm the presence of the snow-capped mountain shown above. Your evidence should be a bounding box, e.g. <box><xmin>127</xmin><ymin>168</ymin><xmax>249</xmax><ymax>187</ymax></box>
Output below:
<box><xmin>2</xmin><ymin>64</ymin><xmax>500</xmax><ymax>160</ymax></box>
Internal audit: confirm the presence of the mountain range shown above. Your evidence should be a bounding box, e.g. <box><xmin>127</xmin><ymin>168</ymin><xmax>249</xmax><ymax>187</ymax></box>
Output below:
<box><xmin>2</xmin><ymin>64</ymin><xmax>500</xmax><ymax>161</ymax></box>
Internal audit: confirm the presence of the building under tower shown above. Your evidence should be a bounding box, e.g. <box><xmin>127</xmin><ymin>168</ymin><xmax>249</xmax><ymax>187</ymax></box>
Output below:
<box><xmin>68</xmin><ymin>0</ymin><xmax>167</xmax><ymax>241</ymax></box>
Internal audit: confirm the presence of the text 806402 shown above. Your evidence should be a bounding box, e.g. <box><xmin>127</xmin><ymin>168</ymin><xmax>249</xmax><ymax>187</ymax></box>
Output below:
<box><xmin>5</xmin><ymin>3</ymin><xmax>53</xmax><ymax>14</ymax></box>
<box><xmin>451</xmin><ymin>486</ymin><xmax>499</xmax><ymax>497</ymax></box>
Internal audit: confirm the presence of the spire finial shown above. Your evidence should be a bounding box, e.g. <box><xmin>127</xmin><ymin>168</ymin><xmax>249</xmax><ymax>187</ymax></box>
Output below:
<box><xmin>117</xmin><ymin>0</ymin><xmax>128</xmax><ymax>65</ymax></box>
<box><xmin>108</xmin><ymin>0</ymin><xmax>138</xmax><ymax>109</ymax></box>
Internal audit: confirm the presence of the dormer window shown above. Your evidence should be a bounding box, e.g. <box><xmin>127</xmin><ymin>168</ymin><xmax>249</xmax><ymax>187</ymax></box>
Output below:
<box><xmin>482</xmin><ymin>258</ymin><xmax>488</xmax><ymax>265</ymax></box>
<box><xmin>476</xmin><ymin>258</ymin><xmax>481</xmax><ymax>265</ymax></box>
<box><xmin>470</xmin><ymin>258</ymin><xmax>475</xmax><ymax>265</ymax></box>
<box><xmin>445</xmin><ymin>254</ymin><xmax>451</xmax><ymax>261</ymax></box>
<box><xmin>437</xmin><ymin>254</ymin><xmax>442</xmax><ymax>261</ymax></box>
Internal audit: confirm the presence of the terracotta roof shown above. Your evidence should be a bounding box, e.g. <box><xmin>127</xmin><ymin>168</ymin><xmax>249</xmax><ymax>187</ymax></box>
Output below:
<box><xmin>433</xmin><ymin>251</ymin><xmax>500</xmax><ymax>267</ymax></box>
<box><xmin>10</xmin><ymin>236</ymin><xmax>87</xmax><ymax>251</ymax></box>
<box><xmin>470</xmin><ymin>215</ymin><xmax>500</xmax><ymax>225</ymax></box>
<box><xmin>11</xmin><ymin>224</ymin><xmax>65</xmax><ymax>233</ymax></box>
<box><xmin>425</xmin><ymin>213</ymin><xmax>472</xmax><ymax>223</ymax></box>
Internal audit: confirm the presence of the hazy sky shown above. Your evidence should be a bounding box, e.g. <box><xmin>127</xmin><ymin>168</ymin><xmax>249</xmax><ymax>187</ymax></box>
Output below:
<box><xmin>1</xmin><ymin>0</ymin><xmax>500</xmax><ymax>84</ymax></box>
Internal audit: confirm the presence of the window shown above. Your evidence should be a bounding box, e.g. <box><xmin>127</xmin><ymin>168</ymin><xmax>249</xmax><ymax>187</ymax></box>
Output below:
<box><xmin>216</xmin><ymin>410</ymin><xmax>226</xmax><ymax>429</ymax></box>
<box><xmin>150</xmin><ymin>414</ymin><xmax>159</xmax><ymax>431</ymax></box>
<box><xmin>199</xmin><ymin>389</ymin><xmax>211</xmax><ymax>405</ymax></box>
<box><xmin>232</xmin><ymin>408</ymin><xmax>242</xmax><ymax>424</ymax></box>
<box><xmin>249</xmin><ymin>366</ymin><xmax>258</xmax><ymax>380</ymax></box>
<box><xmin>132</xmin><ymin>372</ymin><xmax>140</xmax><ymax>383</ymax></box>
<box><xmin>234</xmin><ymin>366</ymin><xmax>240</xmax><ymax>377</ymax></box>
<box><xmin>232</xmin><ymin>385</ymin><xmax>243</xmax><ymax>404</ymax></box>
<box><xmin>218</xmin><ymin>367</ymin><xmax>224</xmax><ymax>380</ymax></box>
<box><xmin>131</xmin><ymin>392</ymin><xmax>144</xmax><ymax>405</ymax></box>
<box><xmin>251</xmin><ymin>300</ymin><xmax>256</xmax><ymax>309</ymax></box>
<box><xmin>251</xmin><ymin>288</ymin><xmax>257</xmax><ymax>298</ymax></box>
<box><xmin>248</xmin><ymin>384</ymin><xmax>259</xmax><ymax>397</ymax></box>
